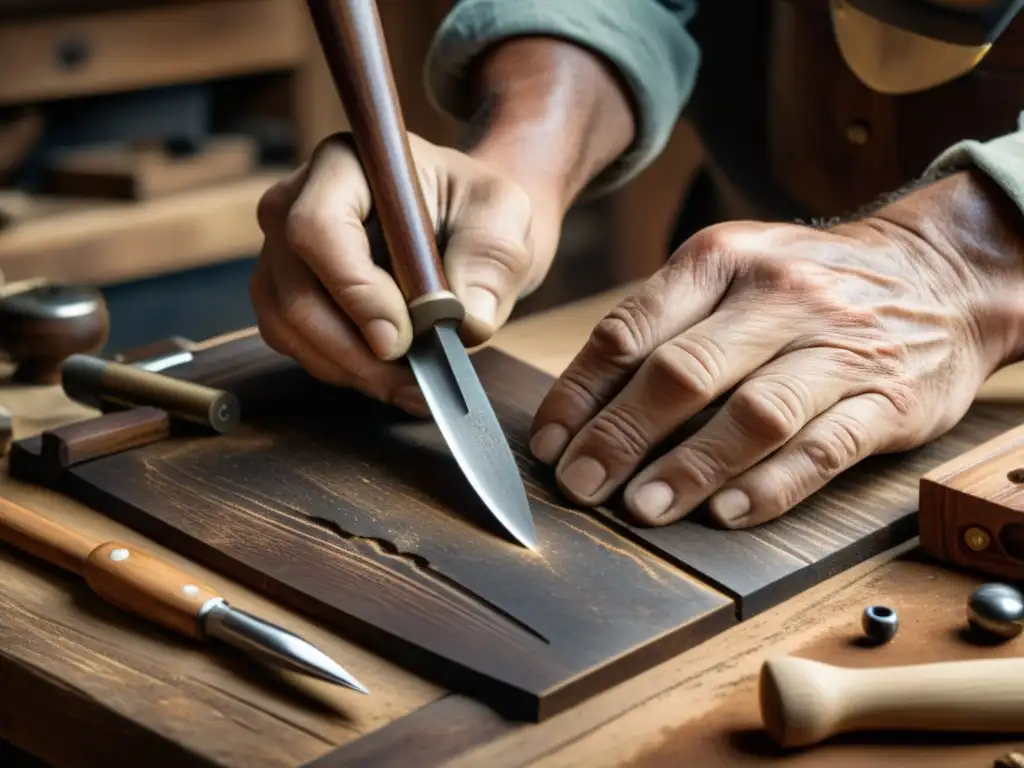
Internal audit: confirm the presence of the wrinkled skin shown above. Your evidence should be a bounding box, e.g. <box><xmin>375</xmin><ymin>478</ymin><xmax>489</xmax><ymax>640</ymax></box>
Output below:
<box><xmin>528</xmin><ymin>217</ymin><xmax>993</xmax><ymax>529</ymax></box>
<box><xmin>252</xmin><ymin>132</ymin><xmax>1008</xmax><ymax>530</ymax></box>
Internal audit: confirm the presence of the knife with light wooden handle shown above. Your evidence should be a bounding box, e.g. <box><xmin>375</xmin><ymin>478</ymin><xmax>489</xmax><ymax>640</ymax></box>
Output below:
<box><xmin>760</xmin><ymin>654</ymin><xmax>1024</xmax><ymax>747</ymax></box>
<box><xmin>0</xmin><ymin>496</ymin><xmax>367</xmax><ymax>692</ymax></box>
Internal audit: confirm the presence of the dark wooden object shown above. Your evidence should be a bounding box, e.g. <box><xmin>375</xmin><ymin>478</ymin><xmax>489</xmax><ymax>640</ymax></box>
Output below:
<box><xmin>306</xmin><ymin>0</ymin><xmax>462</xmax><ymax>333</ymax></box>
<box><xmin>304</xmin><ymin>694</ymin><xmax>512</xmax><ymax>768</ymax></box>
<box><xmin>919</xmin><ymin>423</ymin><xmax>1024</xmax><ymax>581</ymax></box>
<box><xmin>0</xmin><ymin>283</ymin><xmax>108</xmax><ymax>384</ymax></box>
<box><xmin>44</xmin><ymin>136</ymin><xmax>257</xmax><ymax>201</ymax></box>
<box><xmin>12</xmin><ymin>337</ymin><xmax>734</xmax><ymax>721</ymax></box>
<box><xmin>42</xmin><ymin>407</ymin><xmax>170</xmax><ymax>476</ymax></box>
<box><xmin>0</xmin><ymin>403</ymin><xmax>11</xmax><ymax>456</ymax></box>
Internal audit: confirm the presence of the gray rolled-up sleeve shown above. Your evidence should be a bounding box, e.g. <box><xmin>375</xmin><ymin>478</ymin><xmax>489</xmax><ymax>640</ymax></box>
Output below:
<box><xmin>926</xmin><ymin>113</ymin><xmax>1024</xmax><ymax>221</ymax></box>
<box><xmin>424</xmin><ymin>0</ymin><xmax>701</xmax><ymax>194</ymax></box>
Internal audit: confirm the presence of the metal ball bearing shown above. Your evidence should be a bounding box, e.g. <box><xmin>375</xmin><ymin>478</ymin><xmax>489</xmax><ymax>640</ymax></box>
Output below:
<box><xmin>967</xmin><ymin>583</ymin><xmax>1024</xmax><ymax>640</ymax></box>
<box><xmin>861</xmin><ymin>605</ymin><xmax>899</xmax><ymax>644</ymax></box>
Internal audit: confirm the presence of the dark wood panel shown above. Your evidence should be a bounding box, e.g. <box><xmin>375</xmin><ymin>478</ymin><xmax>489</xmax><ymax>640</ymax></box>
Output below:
<box><xmin>304</xmin><ymin>694</ymin><xmax>508</xmax><ymax>768</ymax></box>
<box><xmin>21</xmin><ymin>339</ymin><xmax>733</xmax><ymax>722</ymax></box>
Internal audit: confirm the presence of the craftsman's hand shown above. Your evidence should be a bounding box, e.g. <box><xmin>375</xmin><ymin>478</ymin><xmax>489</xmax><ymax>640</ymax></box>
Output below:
<box><xmin>250</xmin><ymin>133</ymin><xmax>563</xmax><ymax>414</ymax></box>
<box><xmin>529</xmin><ymin>172</ymin><xmax>1024</xmax><ymax>528</ymax></box>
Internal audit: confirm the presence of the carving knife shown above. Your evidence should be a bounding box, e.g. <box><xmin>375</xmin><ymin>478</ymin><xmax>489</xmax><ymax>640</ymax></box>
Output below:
<box><xmin>0</xmin><ymin>496</ymin><xmax>368</xmax><ymax>693</ymax></box>
<box><xmin>305</xmin><ymin>0</ymin><xmax>537</xmax><ymax>550</ymax></box>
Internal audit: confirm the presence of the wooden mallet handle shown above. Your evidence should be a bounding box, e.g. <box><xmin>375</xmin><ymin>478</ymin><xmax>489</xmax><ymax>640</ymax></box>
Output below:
<box><xmin>760</xmin><ymin>655</ymin><xmax>1024</xmax><ymax>748</ymax></box>
<box><xmin>305</xmin><ymin>0</ymin><xmax>464</xmax><ymax>335</ymax></box>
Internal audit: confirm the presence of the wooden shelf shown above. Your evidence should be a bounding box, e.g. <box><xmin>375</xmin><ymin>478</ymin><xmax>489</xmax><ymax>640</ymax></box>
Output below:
<box><xmin>0</xmin><ymin>0</ymin><xmax>306</xmax><ymax>105</ymax></box>
<box><xmin>0</xmin><ymin>170</ymin><xmax>287</xmax><ymax>286</ymax></box>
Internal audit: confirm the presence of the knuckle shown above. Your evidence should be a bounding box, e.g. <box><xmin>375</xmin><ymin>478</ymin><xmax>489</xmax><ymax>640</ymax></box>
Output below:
<box><xmin>670</xmin><ymin>443</ymin><xmax>726</xmax><ymax>488</ymax></box>
<box><xmin>256</xmin><ymin>183</ymin><xmax>289</xmax><ymax>234</ymax></box>
<box><xmin>647</xmin><ymin>337</ymin><xmax>721</xmax><ymax>402</ymax></box>
<box><xmin>585</xmin><ymin>405</ymin><xmax>652</xmax><ymax>463</ymax></box>
<box><xmin>802</xmin><ymin>414</ymin><xmax>872</xmax><ymax>474</ymax></box>
<box><xmin>283</xmin><ymin>204</ymin><xmax>333</xmax><ymax>260</ymax></box>
<box><xmin>278</xmin><ymin>293</ymin><xmax>318</xmax><ymax>332</ymax></box>
<box><xmin>589</xmin><ymin>305</ymin><xmax>653</xmax><ymax>366</ymax></box>
<box><xmin>729</xmin><ymin>377</ymin><xmax>808</xmax><ymax>443</ymax></box>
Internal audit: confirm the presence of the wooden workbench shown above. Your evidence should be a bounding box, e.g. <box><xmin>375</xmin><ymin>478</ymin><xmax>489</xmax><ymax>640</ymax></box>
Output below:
<box><xmin>3</xmin><ymin>284</ymin><xmax>1024</xmax><ymax>767</ymax></box>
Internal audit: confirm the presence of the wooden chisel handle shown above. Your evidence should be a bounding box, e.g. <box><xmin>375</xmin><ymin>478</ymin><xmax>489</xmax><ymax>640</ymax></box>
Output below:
<box><xmin>304</xmin><ymin>0</ymin><xmax>464</xmax><ymax>335</ymax></box>
<box><xmin>0</xmin><ymin>496</ymin><xmax>95</xmax><ymax>575</ymax></box>
<box><xmin>0</xmin><ymin>497</ymin><xmax>220</xmax><ymax>639</ymax></box>
<box><xmin>760</xmin><ymin>655</ymin><xmax>1024</xmax><ymax>748</ymax></box>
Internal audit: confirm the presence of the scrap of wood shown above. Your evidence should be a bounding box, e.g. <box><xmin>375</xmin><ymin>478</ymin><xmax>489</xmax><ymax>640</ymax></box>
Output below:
<box><xmin>44</xmin><ymin>136</ymin><xmax>258</xmax><ymax>200</ymax></box>
<box><xmin>0</xmin><ymin>171</ymin><xmax>285</xmax><ymax>285</ymax></box>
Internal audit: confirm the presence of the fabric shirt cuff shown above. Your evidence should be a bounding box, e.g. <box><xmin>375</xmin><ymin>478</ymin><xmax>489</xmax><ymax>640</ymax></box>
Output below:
<box><xmin>925</xmin><ymin>113</ymin><xmax>1024</xmax><ymax>221</ymax></box>
<box><xmin>424</xmin><ymin>0</ymin><xmax>700</xmax><ymax>195</ymax></box>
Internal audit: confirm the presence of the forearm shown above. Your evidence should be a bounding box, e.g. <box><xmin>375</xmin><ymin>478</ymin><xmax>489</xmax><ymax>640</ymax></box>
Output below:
<box><xmin>868</xmin><ymin>162</ymin><xmax>1024</xmax><ymax>373</ymax></box>
<box><xmin>462</xmin><ymin>38</ymin><xmax>635</xmax><ymax>210</ymax></box>
<box><xmin>424</xmin><ymin>0</ymin><xmax>701</xmax><ymax>203</ymax></box>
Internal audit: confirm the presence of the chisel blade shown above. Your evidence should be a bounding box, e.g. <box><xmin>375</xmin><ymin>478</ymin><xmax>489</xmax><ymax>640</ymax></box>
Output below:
<box><xmin>407</xmin><ymin>322</ymin><xmax>537</xmax><ymax>550</ymax></box>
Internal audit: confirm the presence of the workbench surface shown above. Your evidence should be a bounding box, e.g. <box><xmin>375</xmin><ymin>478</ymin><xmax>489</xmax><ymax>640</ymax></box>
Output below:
<box><xmin>3</xmin><ymin>285</ymin><xmax>1024</xmax><ymax>767</ymax></box>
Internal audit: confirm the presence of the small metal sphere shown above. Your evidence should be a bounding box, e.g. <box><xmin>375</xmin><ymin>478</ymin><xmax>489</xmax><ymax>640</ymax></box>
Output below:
<box><xmin>861</xmin><ymin>605</ymin><xmax>899</xmax><ymax>644</ymax></box>
<box><xmin>967</xmin><ymin>583</ymin><xmax>1024</xmax><ymax>639</ymax></box>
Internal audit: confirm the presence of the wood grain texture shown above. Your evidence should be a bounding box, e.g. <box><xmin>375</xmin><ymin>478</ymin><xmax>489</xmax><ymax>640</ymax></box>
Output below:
<box><xmin>0</xmin><ymin>0</ymin><xmax>305</xmax><ymax>105</ymax></box>
<box><xmin>44</xmin><ymin>137</ymin><xmax>258</xmax><ymax>201</ymax></box>
<box><xmin>39</xmin><ymin>406</ymin><xmax>170</xmax><ymax>477</ymax></box>
<box><xmin>919</xmin><ymin>423</ymin><xmax>1024</xmax><ymax>581</ymax></box>
<box><xmin>0</xmin><ymin>171</ymin><xmax>285</xmax><ymax>286</ymax></box>
<box><xmin>17</xmin><ymin>337</ymin><xmax>733</xmax><ymax>721</ymax></box>
<box><xmin>304</xmin><ymin>694</ymin><xmax>512</xmax><ymax>768</ymax></box>
<box><xmin>627</xmin><ymin>552</ymin><xmax>1024</xmax><ymax>768</ymax></box>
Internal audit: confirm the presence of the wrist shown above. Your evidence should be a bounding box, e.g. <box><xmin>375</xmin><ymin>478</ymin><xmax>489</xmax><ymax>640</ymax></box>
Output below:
<box><xmin>865</xmin><ymin>170</ymin><xmax>1024</xmax><ymax>372</ymax></box>
<box><xmin>460</xmin><ymin>37</ymin><xmax>635</xmax><ymax>213</ymax></box>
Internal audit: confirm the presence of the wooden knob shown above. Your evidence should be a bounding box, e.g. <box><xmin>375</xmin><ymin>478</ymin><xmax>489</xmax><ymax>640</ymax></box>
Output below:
<box><xmin>0</xmin><ymin>283</ymin><xmax>109</xmax><ymax>384</ymax></box>
<box><xmin>760</xmin><ymin>655</ymin><xmax>1024</xmax><ymax>748</ymax></box>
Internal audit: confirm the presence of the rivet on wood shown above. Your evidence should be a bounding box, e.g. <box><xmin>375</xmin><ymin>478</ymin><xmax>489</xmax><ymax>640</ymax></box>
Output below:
<box><xmin>1007</xmin><ymin>468</ymin><xmax>1024</xmax><ymax>484</ymax></box>
<box><xmin>109</xmin><ymin>548</ymin><xmax>131</xmax><ymax>561</ymax></box>
<box><xmin>964</xmin><ymin>527</ymin><xmax>992</xmax><ymax>552</ymax></box>
<box><xmin>845</xmin><ymin>120</ymin><xmax>871</xmax><ymax>145</ymax></box>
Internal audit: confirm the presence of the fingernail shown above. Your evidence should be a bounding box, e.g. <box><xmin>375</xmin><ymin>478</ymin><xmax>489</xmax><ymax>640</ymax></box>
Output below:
<box><xmin>365</xmin><ymin>318</ymin><xmax>399</xmax><ymax>359</ymax></box>
<box><xmin>560</xmin><ymin>456</ymin><xmax>606</xmax><ymax>499</ymax></box>
<box><xmin>393</xmin><ymin>384</ymin><xmax>428</xmax><ymax>417</ymax></box>
<box><xmin>710</xmin><ymin>488</ymin><xmax>750</xmax><ymax>526</ymax></box>
<box><xmin>530</xmin><ymin>424</ymin><xmax>568</xmax><ymax>464</ymax></box>
<box><xmin>463</xmin><ymin>287</ymin><xmax>497</xmax><ymax>328</ymax></box>
<box><xmin>631</xmin><ymin>481</ymin><xmax>674</xmax><ymax>520</ymax></box>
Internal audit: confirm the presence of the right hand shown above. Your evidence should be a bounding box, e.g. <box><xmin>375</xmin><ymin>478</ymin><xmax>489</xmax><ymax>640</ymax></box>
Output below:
<box><xmin>250</xmin><ymin>132</ymin><xmax>564</xmax><ymax>415</ymax></box>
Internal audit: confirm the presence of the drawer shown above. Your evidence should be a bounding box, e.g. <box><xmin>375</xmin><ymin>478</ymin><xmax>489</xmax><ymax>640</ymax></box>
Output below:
<box><xmin>0</xmin><ymin>0</ymin><xmax>307</xmax><ymax>105</ymax></box>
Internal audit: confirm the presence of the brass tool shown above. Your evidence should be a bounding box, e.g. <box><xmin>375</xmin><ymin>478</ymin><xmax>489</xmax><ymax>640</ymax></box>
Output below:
<box><xmin>61</xmin><ymin>353</ymin><xmax>239</xmax><ymax>433</ymax></box>
<box><xmin>0</xmin><ymin>496</ymin><xmax>368</xmax><ymax>693</ymax></box>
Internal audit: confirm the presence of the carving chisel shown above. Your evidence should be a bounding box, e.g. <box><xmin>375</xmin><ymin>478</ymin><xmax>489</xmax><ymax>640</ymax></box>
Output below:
<box><xmin>304</xmin><ymin>0</ymin><xmax>537</xmax><ymax>550</ymax></box>
<box><xmin>0</xmin><ymin>496</ymin><xmax>368</xmax><ymax>693</ymax></box>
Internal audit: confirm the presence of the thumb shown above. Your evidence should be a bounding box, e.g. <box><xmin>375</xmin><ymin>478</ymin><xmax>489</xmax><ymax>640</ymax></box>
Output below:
<box><xmin>442</xmin><ymin>183</ymin><xmax>535</xmax><ymax>346</ymax></box>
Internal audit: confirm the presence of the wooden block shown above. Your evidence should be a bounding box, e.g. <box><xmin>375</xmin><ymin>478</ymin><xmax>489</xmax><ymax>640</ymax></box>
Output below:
<box><xmin>44</xmin><ymin>137</ymin><xmax>258</xmax><ymax>201</ymax></box>
<box><xmin>0</xmin><ymin>0</ymin><xmax>306</xmax><ymax>106</ymax></box>
<box><xmin>14</xmin><ymin>338</ymin><xmax>734</xmax><ymax>721</ymax></box>
<box><xmin>0</xmin><ymin>171</ymin><xmax>285</xmax><ymax>285</ymax></box>
<box><xmin>919</xmin><ymin>423</ymin><xmax>1024</xmax><ymax>580</ymax></box>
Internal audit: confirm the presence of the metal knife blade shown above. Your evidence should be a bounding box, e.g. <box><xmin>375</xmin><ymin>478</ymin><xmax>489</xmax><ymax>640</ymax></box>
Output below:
<box><xmin>408</xmin><ymin>322</ymin><xmax>537</xmax><ymax>550</ymax></box>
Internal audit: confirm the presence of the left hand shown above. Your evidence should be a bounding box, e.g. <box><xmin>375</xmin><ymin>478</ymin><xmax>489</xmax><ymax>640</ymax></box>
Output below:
<box><xmin>528</xmin><ymin>215</ymin><xmax>1008</xmax><ymax>529</ymax></box>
